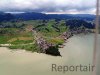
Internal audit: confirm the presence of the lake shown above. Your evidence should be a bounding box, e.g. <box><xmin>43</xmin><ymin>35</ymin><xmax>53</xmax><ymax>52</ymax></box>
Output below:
<box><xmin>0</xmin><ymin>34</ymin><xmax>99</xmax><ymax>75</ymax></box>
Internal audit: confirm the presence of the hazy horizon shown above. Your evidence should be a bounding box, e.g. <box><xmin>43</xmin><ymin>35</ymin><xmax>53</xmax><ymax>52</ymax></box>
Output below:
<box><xmin>3</xmin><ymin>11</ymin><xmax>95</xmax><ymax>15</ymax></box>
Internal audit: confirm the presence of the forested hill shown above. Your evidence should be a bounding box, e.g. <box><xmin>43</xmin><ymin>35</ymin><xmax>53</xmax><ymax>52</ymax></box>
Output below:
<box><xmin>0</xmin><ymin>12</ymin><xmax>14</xmax><ymax>22</ymax></box>
<box><xmin>0</xmin><ymin>12</ymin><xmax>95</xmax><ymax>22</ymax></box>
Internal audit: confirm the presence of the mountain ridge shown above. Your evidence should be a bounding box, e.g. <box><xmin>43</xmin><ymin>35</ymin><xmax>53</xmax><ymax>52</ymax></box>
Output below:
<box><xmin>0</xmin><ymin>12</ymin><xmax>95</xmax><ymax>22</ymax></box>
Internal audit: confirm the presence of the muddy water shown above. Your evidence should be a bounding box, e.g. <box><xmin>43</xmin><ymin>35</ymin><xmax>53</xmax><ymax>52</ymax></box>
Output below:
<box><xmin>0</xmin><ymin>34</ymin><xmax>98</xmax><ymax>75</ymax></box>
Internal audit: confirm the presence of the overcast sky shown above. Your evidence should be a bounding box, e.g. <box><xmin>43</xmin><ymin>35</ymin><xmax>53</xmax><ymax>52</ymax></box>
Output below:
<box><xmin>0</xmin><ymin>0</ymin><xmax>96</xmax><ymax>14</ymax></box>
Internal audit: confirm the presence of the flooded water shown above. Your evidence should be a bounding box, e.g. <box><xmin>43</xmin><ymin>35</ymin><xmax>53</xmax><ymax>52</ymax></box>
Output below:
<box><xmin>0</xmin><ymin>34</ymin><xmax>99</xmax><ymax>75</ymax></box>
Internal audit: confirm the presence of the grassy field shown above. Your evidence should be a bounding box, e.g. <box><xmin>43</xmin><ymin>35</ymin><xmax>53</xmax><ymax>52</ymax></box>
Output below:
<box><xmin>8</xmin><ymin>43</ymin><xmax>40</xmax><ymax>52</ymax></box>
<box><xmin>0</xmin><ymin>20</ymin><xmax>68</xmax><ymax>52</ymax></box>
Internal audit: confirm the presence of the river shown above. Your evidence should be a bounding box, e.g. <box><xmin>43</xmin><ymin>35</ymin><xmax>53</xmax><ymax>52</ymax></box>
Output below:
<box><xmin>0</xmin><ymin>34</ymin><xmax>99</xmax><ymax>75</ymax></box>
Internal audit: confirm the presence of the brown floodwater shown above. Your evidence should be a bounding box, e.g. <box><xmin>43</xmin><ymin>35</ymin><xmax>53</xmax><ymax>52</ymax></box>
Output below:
<box><xmin>0</xmin><ymin>34</ymin><xmax>99</xmax><ymax>75</ymax></box>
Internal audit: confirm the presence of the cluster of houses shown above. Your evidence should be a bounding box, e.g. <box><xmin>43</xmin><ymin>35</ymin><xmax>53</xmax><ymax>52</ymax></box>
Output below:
<box><xmin>32</xmin><ymin>26</ymin><xmax>93</xmax><ymax>56</ymax></box>
<box><xmin>36</xmin><ymin>37</ymin><xmax>54</xmax><ymax>53</ymax></box>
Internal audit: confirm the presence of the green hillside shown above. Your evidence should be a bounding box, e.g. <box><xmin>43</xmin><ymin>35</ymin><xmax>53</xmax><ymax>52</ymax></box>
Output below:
<box><xmin>0</xmin><ymin>20</ymin><xmax>68</xmax><ymax>53</ymax></box>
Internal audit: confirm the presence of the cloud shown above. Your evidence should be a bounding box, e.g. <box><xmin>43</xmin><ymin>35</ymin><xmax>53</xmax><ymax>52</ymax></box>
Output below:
<box><xmin>0</xmin><ymin>0</ymin><xmax>96</xmax><ymax>14</ymax></box>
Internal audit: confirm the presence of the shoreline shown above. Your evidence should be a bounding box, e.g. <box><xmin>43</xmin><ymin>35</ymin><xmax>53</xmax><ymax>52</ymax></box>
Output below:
<box><xmin>0</xmin><ymin>33</ymin><xmax>95</xmax><ymax>75</ymax></box>
<box><xmin>0</xmin><ymin>33</ymin><xmax>95</xmax><ymax>56</ymax></box>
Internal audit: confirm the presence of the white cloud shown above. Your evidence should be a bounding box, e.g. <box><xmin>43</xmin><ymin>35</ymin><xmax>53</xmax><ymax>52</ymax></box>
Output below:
<box><xmin>0</xmin><ymin>0</ymin><xmax>96</xmax><ymax>14</ymax></box>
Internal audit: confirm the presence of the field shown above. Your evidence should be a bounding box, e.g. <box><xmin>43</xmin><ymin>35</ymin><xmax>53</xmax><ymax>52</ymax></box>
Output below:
<box><xmin>0</xmin><ymin>20</ymin><xmax>68</xmax><ymax>53</ymax></box>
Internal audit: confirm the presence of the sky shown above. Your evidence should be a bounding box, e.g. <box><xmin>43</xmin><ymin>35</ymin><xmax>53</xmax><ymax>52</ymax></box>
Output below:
<box><xmin>0</xmin><ymin>0</ymin><xmax>96</xmax><ymax>14</ymax></box>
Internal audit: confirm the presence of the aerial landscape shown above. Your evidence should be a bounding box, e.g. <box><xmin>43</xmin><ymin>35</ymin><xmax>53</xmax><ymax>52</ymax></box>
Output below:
<box><xmin>0</xmin><ymin>12</ymin><xmax>95</xmax><ymax>56</ymax></box>
<box><xmin>0</xmin><ymin>0</ymin><xmax>100</xmax><ymax>75</ymax></box>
